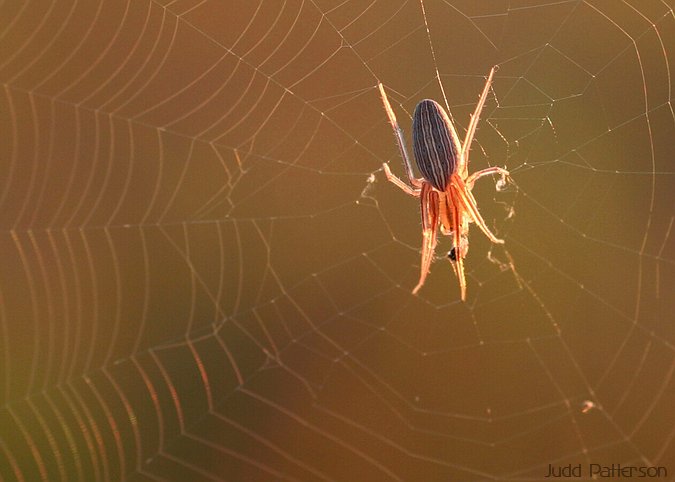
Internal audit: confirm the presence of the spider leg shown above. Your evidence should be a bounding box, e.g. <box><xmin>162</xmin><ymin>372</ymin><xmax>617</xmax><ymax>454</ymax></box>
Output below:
<box><xmin>412</xmin><ymin>183</ymin><xmax>439</xmax><ymax>294</ymax></box>
<box><xmin>447</xmin><ymin>186</ymin><xmax>467</xmax><ymax>300</ymax></box>
<box><xmin>438</xmin><ymin>191</ymin><xmax>452</xmax><ymax>234</ymax></box>
<box><xmin>459</xmin><ymin>66</ymin><xmax>496</xmax><ymax>178</ymax></box>
<box><xmin>451</xmin><ymin>174</ymin><xmax>504</xmax><ymax>245</ymax></box>
<box><xmin>378</xmin><ymin>83</ymin><xmax>421</xmax><ymax>188</ymax></box>
<box><xmin>383</xmin><ymin>163</ymin><xmax>421</xmax><ymax>197</ymax></box>
<box><xmin>465</xmin><ymin>166</ymin><xmax>509</xmax><ymax>190</ymax></box>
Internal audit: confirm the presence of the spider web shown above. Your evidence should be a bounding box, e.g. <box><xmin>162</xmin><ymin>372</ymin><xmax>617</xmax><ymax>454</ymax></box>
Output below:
<box><xmin>1</xmin><ymin>0</ymin><xmax>674</xmax><ymax>481</ymax></box>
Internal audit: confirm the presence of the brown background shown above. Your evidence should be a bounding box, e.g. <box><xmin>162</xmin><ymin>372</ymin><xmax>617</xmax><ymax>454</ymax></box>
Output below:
<box><xmin>1</xmin><ymin>1</ymin><xmax>674</xmax><ymax>481</ymax></box>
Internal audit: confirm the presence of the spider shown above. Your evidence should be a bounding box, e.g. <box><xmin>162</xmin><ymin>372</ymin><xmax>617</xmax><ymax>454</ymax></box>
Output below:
<box><xmin>379</xmin><ymin>67</ymin><xmax>509</xmax><ymax>300</ymax></box>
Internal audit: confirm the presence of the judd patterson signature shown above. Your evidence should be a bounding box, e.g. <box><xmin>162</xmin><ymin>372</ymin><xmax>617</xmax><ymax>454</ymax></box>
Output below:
<box><xmin>544</xmin><ymin>463</ymin><xmax>667</xmax><ymax>478</ymax></box>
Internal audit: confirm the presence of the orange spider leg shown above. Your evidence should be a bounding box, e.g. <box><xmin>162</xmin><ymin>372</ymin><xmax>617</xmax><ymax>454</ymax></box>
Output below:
<box><xmin>438</xmin><ymin>191</ymin><xmax>453</xmax><ymax>235</ymax></box>
<box><xmin>459</xmin><ymin>66</ymin><xmax>496</xmax><ymax>178</ymax></box>
<box><xmin>412</xmin><ymin>183</ymin><xmax>439</xmax><ymax>295</ymax></box>
<box><xmin>447</xmin><ymin>186</ymin><xmax>467</xmax><ymax>300</ymax></box>
<box><xmin>451</xmin><ymin>174</ymin><xmax>504</xmax><ymax>244</ymax></box>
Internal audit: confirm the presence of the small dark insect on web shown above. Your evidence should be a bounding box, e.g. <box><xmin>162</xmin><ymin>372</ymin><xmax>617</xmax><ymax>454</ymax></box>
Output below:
<box><xmin>448</xmin><ymin>247</ymin><xmax>457</xmax><ymax>261</ymax></box>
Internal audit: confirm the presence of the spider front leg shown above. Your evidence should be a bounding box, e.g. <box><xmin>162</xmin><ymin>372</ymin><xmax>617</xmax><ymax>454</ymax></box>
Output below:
<box><xmin>378</xmin><ymin>83</ymin><xmax>421</xmax><ymax>190</ymax></box>
<box><xmin>465</xmin><ymin>166</ymin><xmax>509</xmax><ymax>190</ymax></box>
<box><xmin>459</xmin><ymin>67</ymin><xmax>496</xmax><ymax>178</ymax></box>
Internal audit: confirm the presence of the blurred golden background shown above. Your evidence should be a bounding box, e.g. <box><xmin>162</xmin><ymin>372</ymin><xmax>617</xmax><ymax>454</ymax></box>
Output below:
<box><xmin>1</xmin><ymin>1</ymin><xmax>674</xmax><ymax>481</ymax></box>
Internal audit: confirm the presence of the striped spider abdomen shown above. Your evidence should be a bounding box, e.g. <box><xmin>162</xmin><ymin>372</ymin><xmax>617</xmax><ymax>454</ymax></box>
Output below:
<box><xmin>412</xmin><ymin>99</ymin><xmax>459</xmax><ymax>191</ymax></box>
